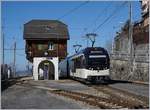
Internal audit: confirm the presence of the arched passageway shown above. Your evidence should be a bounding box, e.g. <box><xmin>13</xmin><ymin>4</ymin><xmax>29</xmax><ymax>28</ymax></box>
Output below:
<box><xmin>38</xmin><ymin>60</ymin><xmax>55</xmax><ymax>80</ymax></box>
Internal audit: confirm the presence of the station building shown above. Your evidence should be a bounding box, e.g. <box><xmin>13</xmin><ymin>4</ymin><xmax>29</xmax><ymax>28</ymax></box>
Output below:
<box><xmin>23</xmin><ymin>20</ymin><xmax>69</xmax><ymax>80</ymax></box>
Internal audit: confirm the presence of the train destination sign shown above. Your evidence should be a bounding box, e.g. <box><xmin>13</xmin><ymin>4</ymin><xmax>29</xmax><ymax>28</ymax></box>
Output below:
<box><xmin>89</xmin><ymin>55</ymin><xmax>106</xmax><ymax>58</ymax></box>
<box><xmin>90</xmin><ymin>51</ymin><xmax>103</xmax><ymax>53</ymax></box>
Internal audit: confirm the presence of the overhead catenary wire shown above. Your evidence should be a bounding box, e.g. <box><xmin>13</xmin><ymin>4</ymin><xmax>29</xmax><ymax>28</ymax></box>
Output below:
<box><xmin>93</xmin><ymin>1</ymin><xmax>128</xmax><ymax>32</ymax></box>
<box><xmin>80</xmin><ymin>2</ymin><xmax>111</xmax><ymax>47</ymax></box>
<box><xmin>2</xmin><ymin>26</ymin><xmax>23</xmax><ymax>30</ymax></box>
<box><xmin>16</xmin><ymin>53</ymin><xmax>25</xmax><ymax>56</ymax></box>
<box><xmin>57</xmin><ymin>1</ymin><xmax>89</xmax><ymax>20</ymax></box>
<box><xmin>91</xmin><ymin>3</ymin><xmax>112</xmax><ymax>31</ymax></box>
<box><xmin>4</xmin><ymin>48</ymin><xmax>25</xmax><ymax>50</ymax></box>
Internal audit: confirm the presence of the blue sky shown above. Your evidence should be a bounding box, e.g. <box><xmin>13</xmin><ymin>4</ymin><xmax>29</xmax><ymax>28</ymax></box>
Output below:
<box><xmin>1</xmin><ymin>1</ymin><xmax>141</xmax><ymax>71</ymax></box>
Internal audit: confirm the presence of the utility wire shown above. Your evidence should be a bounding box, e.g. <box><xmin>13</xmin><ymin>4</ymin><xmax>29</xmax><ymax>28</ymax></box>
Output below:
<box><xmin>93</xmin><ymin>1</ymin><xmax>128</xmax><ymax>32</ymax></box>
<box><xmin>57</xmin><ymin>1</ymin><xmax>89</xmax><ymax>20</ymax></box>
<box><xmin>92</xmin><ymin>3</ymin><xmax>112</xmax><ymax>30</ymax></box>
<box><xmin>80</xmin><ymin>2</ymin><xmax>111</xmax><ymax>33</ymax></box>
<box><xmin>2</xmin><ymin>26</ymin><xmax>23</xmax><ymax>30</ymax></box>
<box><xmin>16</xmin><ymin>53</ymin><xmax>25</xmax><ymax>56</ymax></box>
<box><xmin>4</xmin><ymin>48</ymin><xmax>25</xmax><ymax>50</ymax></box>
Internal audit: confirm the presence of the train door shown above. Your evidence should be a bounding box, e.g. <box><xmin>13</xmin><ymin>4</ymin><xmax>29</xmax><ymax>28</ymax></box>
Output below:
<box><xmin>67</xmin><ymin>60</ymin><xmax>70</xmax><ymax>77</ymax></box>
<box><xmin>69</xmin><ymin>59</ymin><xmax>75</xmax><ymax>77</ymax></box>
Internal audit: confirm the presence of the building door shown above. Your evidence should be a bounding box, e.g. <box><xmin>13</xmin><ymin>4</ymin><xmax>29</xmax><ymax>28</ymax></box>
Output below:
<box><xmin>38</xmin><ymin>60</ymin><xmax>55</xmax><ymax>80</ymax></box>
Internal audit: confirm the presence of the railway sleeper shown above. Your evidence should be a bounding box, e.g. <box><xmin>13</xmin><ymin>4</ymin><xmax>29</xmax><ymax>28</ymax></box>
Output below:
<box><xmin>93</xmin><ymin>86</ymin><xmax>148</xmax><ymax>108</ymax></box>
<box><xmin>108</xmin><ymin>86</ymin><xmax>149</xmax><ymax>104</ymax></box>
<box><xmin>50</xmin><ymin>89</ymin><xmax>123</xmax><ymax>109</ymax></box>
<box><xmin>64</xmin><ymin>89</ymin><xmax>148</xmax><ymax>109</ymax></box>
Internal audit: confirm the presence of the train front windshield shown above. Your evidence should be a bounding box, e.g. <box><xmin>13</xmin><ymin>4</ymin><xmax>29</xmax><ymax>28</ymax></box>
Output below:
<box><xmin>86</xmin><ymin>50</ymin><xmax>109</xmax><ymax>70</ymax></box>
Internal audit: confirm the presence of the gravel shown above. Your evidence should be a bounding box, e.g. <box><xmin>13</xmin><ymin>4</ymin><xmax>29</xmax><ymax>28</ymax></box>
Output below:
<box><xmin>2</xmin><ymin>83</ymin><xmax>91</xmax><ymax>109</ymax></box>
<box><xmin>109</xmin><ymin>83</ymin><xmax>149</xmax><ymax>98</ymax></box>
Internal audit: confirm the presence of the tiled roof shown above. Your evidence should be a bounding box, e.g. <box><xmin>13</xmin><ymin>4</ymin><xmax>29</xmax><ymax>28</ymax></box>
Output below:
<box><xmin>23</xmin><ymin>20</ymin><xmax>69</xmax><ymax>40</ymax></box>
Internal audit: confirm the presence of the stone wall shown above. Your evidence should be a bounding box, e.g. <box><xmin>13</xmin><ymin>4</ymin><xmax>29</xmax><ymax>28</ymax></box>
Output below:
<box><xmin>110</xmin><ymin>59</ymin><xmax>149</xmax><ymax>82</ymax></box>
<box><xmin>110</xmin><ymin>44</ymin><xmax>149</xmax><ymax>82</ymax></box>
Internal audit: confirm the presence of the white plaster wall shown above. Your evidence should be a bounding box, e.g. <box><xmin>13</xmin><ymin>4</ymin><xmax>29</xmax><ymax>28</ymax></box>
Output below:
<box><xmin>33</xmin><ymin>57</ymin><xmax>59</xmax><ymax>80</ymax></box>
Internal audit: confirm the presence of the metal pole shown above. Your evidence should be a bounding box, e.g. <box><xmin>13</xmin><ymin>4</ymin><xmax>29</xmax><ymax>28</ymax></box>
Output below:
<box><xmin>2</xmin><ymin>33</ymin><xmax>4</xmax><ymax>65</ymax></box>
<box><xmin>13</xmin><ymin>41</ymin><xmax>16</xmax><ymax>77</ymax></box>
<box><xmin>112</xmin><ymin>27</ymin><xmax>116</xmax><ymax>54</ymax></box>
<box><xmin>111</xmin><ymin>38</ymin><xmax>114</xmax><ymax>54</ymax></box>
<box><xmin>2</xmin><ymin>32</ymin><xmax>5</xmax><ymax>77</ymax></box>
<box><xmin>129</xmin><ymin>2</ymin><xmax>133</xmax><ymax>73</ymax></box>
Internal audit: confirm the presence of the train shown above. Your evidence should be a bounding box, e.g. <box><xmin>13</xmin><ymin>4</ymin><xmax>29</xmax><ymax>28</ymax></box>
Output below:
<box><xmin>59</xmin><ymin>47</ymin><xmax>110</xmax><ymax>82</ymax></box>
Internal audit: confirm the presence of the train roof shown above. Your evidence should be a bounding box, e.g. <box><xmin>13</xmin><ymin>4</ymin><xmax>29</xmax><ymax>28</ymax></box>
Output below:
<box><xmin>66</xmin><ymin>47</ymin><xmax>107</xmax><ymax>60</ymax></box>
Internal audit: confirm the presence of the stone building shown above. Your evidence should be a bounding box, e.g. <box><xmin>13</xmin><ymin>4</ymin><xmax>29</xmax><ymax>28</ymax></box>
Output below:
<box><xmin>141</xmin><ymin>0</ymin><xmax>149</xmax><ymax>27</ymax></box>
<box><xmin>111</xmin><ymin>1</ymin><xmax>149</xmax><ymax>82</ymax></box>
<box><xmin>23</xmin><ymin>20</ymin><xmax>69</xmax><ymax>80</ymax></box>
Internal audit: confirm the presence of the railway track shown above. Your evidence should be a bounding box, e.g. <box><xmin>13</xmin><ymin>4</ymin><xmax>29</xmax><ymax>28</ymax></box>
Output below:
<box><xmin>83</xmin><ymin>79</ymin><xmax>149</xmax><ymax>109</ymax></box>
<box><xmin>47</xmin><ymin>79</ymin><xmax>149</xmax><ymax>109</ymax></box>
<box><xmin>49</xmin><ymin>87</ymin><xmax>149</xmax><ymax>109</ymax></box>
<box><xmin>50</xmin><ymin>89</ymin><xmax>123</xmax><ymax>109</ymax></box>
<box><xmin>92</xmin><ymin>85</ymin><xmax>149</xmax><ymax>109</ymax></box>
<box><xmin>12</xmin><ymin>79</ymin><xmax>149</xmax><ymax>109</ymax></box>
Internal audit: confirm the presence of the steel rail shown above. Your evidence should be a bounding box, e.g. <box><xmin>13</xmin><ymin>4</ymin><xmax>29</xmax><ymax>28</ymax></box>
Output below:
<box><xmin>92</xmin><ymin>85</ymin><xmax>149</xmax><ymax>109</ymax></box>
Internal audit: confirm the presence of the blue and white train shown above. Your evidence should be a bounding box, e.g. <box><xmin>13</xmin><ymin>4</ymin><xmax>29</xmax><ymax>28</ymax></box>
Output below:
<box><xmin>59</xmin><ymin>47</ymin><xmax>110</xmax><ymax>82</ymax></box>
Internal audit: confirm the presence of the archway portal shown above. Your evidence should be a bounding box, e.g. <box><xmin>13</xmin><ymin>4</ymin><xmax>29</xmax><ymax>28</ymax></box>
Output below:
<box><xmin>38</xmin><ymin>60</ymin><xmax>55</xmax><ymax>80</ymax></box>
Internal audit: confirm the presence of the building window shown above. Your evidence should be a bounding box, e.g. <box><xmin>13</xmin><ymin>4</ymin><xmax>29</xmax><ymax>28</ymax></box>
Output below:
<box><xmin>37</xmin><ymin>44</ymin><xmax>47</xmax><ymax>50</ymax></box>
<box><xmin>38</xmin><ymin>44</ymin><xmax>43</xmax><ymax>50</ymax></box>
<box><xmin>45</xmin><ymin>26</ymin><xmax>52</xmax><ymax>31</ymax></box>
<box><xmin>48</xmin><ymin>42</ymin><xmax>54</xmax><ymax>50</ymax></box>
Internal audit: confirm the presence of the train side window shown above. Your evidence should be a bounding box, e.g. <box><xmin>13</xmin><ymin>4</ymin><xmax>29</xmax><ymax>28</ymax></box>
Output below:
<box><xmin>80</xmin><ymin>56</ymin><xmax>83</xmax><ymax>68</ymax></box>
<box><xmin>82</xmin><ymin>56</ymin><xmax>86</xmax><ymax>67</ymax></box>
<box><xmin>76</xmin><ymin>57</ymin><xmax>81</xmax><ymax>68</ymax></box>
<box><xmin>71</xmin><ymin>59</ymin><xmax>75</xmax><ymax>73</ymax></box>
